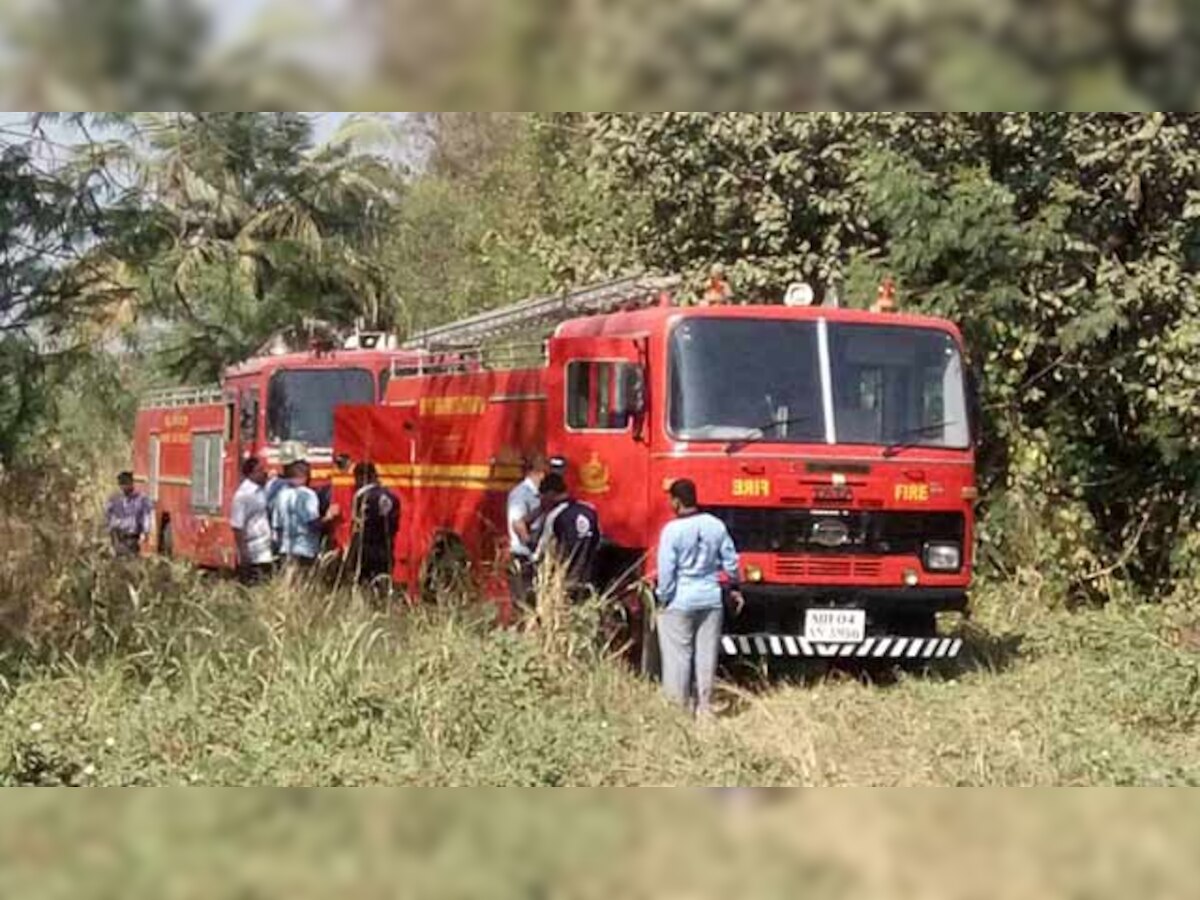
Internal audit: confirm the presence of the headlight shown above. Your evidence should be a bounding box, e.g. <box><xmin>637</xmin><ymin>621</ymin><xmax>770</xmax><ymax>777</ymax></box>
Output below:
<box><xmin>923</xmin><ymin>542</ymin><xmax>961</xmax><ymax>572</ymax></box>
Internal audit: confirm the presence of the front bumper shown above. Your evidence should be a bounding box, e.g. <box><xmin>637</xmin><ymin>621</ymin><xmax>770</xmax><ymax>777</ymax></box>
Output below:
<box><xmin>739</xmin><ymin>585</ymin><xmax>968</xmax><ymax>614</ymax></box>
<box><xmin>721</xmin><ymin>633</ymin><xmax>963</xmax><ymax>660</ymax></box>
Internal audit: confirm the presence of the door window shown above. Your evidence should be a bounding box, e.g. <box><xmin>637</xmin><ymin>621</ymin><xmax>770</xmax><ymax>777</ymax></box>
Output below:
<box><xmin>566</xmin><ymin>361</ymin><xmax>636</xmax><ymax>430</ymax></box>
<box><xmin>190</xmin><ymin>432</ymin><xmax>223</xmax><ymax>511</ymax></box>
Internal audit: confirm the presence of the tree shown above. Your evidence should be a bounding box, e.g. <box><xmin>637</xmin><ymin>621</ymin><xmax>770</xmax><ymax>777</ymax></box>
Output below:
<box><xmin>0</xmin><ymin>121</ymin><xmax>121</xmax><ymax>462</ymax></box>
<box><xmin>0</xmin><ymin>0</ymin><xmax>340</xmax><ymax>109</ymax></box>
<box><xmin>381</xmin><ymin>114</ymin><xmax>555</xmax><ymax>332</ymax></box>
<box><xmin>354</xmin><ymin>0</ymin><xmax>1200</xmax><ymax>109</ymax></box>
<box><xmin>86</xmin><ymin>113</ymin><xmax>405</xmax><ymax>379</ymax></box>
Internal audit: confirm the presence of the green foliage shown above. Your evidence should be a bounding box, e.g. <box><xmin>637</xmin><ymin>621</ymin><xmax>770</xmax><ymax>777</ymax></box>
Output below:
<box><xmin>0</xmin><ymin>339</ymin><xmax>48</xmax><ymax>464</ymax></box>
<box><xmin>92</xmin><ymin>113</ymin><xmax>406</xmax><ymax>380</ymax></box>
<box><xmin>0</xmin><ymin>125</ymin><xmax>134</xmax><ymax>464</ymax></box>
<box><xmin>382</xmin><ymin>115</ymin><xmax>557</xmax><ymax>331</ymax></box>
<box><xmin>358</xmin><ymin>0</ymin><xmax>1200</xmax><ymax>110</ymax></box>
<box><xmin>0</xmin><ymin>0</ymin><xmax>336</xmax><ymax>108</ymax></box>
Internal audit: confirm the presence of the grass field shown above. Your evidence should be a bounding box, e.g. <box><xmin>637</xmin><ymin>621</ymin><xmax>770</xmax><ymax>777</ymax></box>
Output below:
<box><xmin>3</xmin><ymin>553</ymin><xmax>1199</xmax><ymax>786</ymax></box>
<box><xmin>4</xmin><ymin>455</ymin><xmax>1200</xmax><ymax>787</ymax></box>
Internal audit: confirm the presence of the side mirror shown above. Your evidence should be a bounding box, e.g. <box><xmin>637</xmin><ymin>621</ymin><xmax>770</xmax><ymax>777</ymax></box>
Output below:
<box><xmin>965</xmin><ymin>365</ymin><xmax>983</xmax><ymax>448</ymax></box>
<box><xmin>239</xmin><ymin>394</ymin><xmax>258</xmax><ymax>443</ymax></box>
<box><xmin>619</xmin><ymin>365</ymin><xmax>647</xmax><ymax>417</ymax></box>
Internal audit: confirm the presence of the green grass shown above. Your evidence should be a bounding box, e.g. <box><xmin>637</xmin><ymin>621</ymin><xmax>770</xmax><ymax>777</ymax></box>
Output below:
<box><xmin>4</xmin><ymin>455</ymin><xmax>1200</xmax><ymax>786</ymax></box>
<box><xmin>731</xmin><ymin>586</ymin><xmax>1200</xmax><ymax>786</ymax></box>
<box><xmin>2</xmin><ymin>563</ymin><xmax>1200</xmax><ymax>786</ymax></box>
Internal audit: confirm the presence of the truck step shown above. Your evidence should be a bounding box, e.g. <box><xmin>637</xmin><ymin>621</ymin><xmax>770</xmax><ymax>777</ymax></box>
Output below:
<box><xmin>720</xmin><ymin>634</ymin><xmax>963</xmax><ymax>660</ymax></box>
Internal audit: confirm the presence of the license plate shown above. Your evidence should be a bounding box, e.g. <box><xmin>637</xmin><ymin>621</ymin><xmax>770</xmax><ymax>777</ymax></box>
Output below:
<box><xmin>804</xmin><ymin>608</ymin><xmax>865</xmax><ymax>643</ymax></box>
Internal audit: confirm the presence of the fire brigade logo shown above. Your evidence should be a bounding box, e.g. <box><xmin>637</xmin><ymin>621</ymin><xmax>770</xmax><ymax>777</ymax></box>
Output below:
<box><xmin>579</xmin><ymin>452</ymin><xmax>610</xmax><ymax>494</ymax></box>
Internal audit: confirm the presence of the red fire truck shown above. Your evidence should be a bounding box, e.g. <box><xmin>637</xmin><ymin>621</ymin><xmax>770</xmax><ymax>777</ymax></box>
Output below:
<box><xmin>131</xmin><ymin>328</ymin><xmax>420</xmax><ymax>568</ymax></box>
<box><xmin>332</xmin><ymin>277</ymin><xmax>977</xmax><ymax>663</ymax></box>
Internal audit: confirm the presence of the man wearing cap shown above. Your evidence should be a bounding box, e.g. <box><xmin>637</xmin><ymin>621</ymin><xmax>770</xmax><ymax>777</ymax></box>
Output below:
<box><xmin>506</xmin><ymin>453</ymin><xmax>550</xmax><ymax>610</ymax></box>
<box><xmin>534</xmin><ymin>472</ymin><xmax>601</xmax><ymax>603</ymax></box>
<box><xmin>105</xmin><ymin>471</ymin><xmax>153</xmax><ymax>557</ymax></box>
<box><xmin>655</xmin><ymin>478</ymin><xmax>743</xmax><ymax>717</ymax></box>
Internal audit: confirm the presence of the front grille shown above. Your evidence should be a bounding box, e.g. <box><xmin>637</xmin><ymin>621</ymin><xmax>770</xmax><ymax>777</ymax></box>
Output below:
<box><xmin>776</xmin><ymin>556</ymin><xmax>884</xmax><ymax>578</ymax></box>
<box><xmin>709</xmin><ymin>507</ymin><xmax>965</xmax><ymax>556</ymax></box>
<box><xmin>854</xmin><ymin>559</ymin><xmax>882</xmax><ymax>577</ymax></box>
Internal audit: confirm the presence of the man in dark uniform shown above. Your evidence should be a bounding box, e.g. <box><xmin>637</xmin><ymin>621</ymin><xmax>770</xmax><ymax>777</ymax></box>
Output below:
<box><xmin>534</xmin><ymin>472</ymin><xmax>601</xmax><ymax>603</ymax></box>
<box><xmin>349</xmin><ymin>462</ymin><xmax>400</xmax><ymax>587</ymax></box>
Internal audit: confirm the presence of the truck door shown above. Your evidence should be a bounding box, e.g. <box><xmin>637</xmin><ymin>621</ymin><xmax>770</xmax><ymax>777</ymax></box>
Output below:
<box><xmin>546</xmin><ymin>336</ymin><xmax>648</xmax><ymax>551</ymax></box>
<box><xmin>332</xmin><ymin>404</ymin><xmax>418</xmax><ymax>590</ymax></box>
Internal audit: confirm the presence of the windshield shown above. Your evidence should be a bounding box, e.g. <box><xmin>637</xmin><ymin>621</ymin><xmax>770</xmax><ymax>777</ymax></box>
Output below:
<box><xmin>830</xmin><ymin>323</ymin><xmax>969</xmax><ymax>449</ymax></box>
<box><xmin>267</xmin><ymin>368</ymin><xmax>375</xmax><ymax>446</ymax></box>
<box><xmin>667</xmin><ymin>317</ymin><xmax>970</xmax><ymax>449</ymax></box>
<box><xmin>668</xmin><ymin>319</ymin><xmax>824</xmax><ymax>442</ymax></box>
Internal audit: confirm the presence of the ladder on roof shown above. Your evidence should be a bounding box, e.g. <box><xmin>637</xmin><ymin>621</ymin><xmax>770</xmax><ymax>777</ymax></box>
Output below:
<box><xmin>401</xmin><ymin>274</ymin><xmax>680</xmax><ymax>350</ymax></box>
<box><xmin>139</xmin><ymin>384</ymin><xmax>225</xmax><ymax>409</ymax></box>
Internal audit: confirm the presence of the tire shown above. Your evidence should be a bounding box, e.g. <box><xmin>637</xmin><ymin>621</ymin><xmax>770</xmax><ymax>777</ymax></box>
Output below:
<box><xmin>158</xmin><ymin>519</ymin><xmax>173</xmax><ymax>558</ymax></box>
<box><xmin>420</xmin><ymin>535</ymin><xmax>471</xmax><ymax>603</ymax></box>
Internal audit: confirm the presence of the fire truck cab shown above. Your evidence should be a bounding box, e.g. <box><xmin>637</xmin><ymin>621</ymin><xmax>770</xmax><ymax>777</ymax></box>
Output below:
<box><xmin>553</xmin><ymin>302</ymin><xmax>974</xmax><ymax>663</ymax></box>
<box><xmin>132</xmin><ymin>330</ymin><xmax>420</xmax><ymax>568</ymax></box>
<box><xmin>338</xmin><ymin>277</ymin><xmax>975</xmax><ymax>664</ymax></box>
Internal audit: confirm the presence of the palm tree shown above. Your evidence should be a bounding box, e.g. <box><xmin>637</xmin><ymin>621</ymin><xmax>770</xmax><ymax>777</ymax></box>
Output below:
<box><xmin>69</xmin><ymin>113</ymin><xmax>405</xmax><ymax>379</ymax></box>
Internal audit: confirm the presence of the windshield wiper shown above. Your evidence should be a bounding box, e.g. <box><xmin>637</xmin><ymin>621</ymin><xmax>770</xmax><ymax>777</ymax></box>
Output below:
<box><xmin>724</xmin><ymin>414</ymin><xmax>817</xmax><ymax>454</ymax></box>
<box><xmin>882</xmin><ymin>420</ymin><xmax>960</xmax><ymax>458</ymax></box>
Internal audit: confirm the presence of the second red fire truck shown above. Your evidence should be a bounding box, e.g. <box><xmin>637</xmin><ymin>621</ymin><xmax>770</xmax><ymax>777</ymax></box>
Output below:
<box><xmin>132</xmin><ymin>327</ymin><xmax>422</xmax><ymax>568</ymax></box>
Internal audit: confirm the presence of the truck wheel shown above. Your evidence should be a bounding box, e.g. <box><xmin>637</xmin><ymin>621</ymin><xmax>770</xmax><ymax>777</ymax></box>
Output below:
<box><xmin>421</xmin><ymin>535</ymin><xmax>470</xmax><ymax>604</ymax></box>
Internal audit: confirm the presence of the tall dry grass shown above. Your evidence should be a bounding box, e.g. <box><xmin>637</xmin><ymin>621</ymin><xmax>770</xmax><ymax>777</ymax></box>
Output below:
<box><xmin>3</xmin><ymin>442</ymin><xmax>1200</xmax><ymax>786</ymax></box>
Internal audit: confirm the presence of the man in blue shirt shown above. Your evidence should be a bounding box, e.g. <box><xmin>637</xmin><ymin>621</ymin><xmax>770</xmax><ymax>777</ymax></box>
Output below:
<box><xmin>271</xmin><ymin>461</ymin><xmax>331</xmax><ymax>568</ymax></box>
<box><xmin>656</xmin><ymin>478</ymin><xmax>743</xmax><ymax>716</ymax></box>
<box><xmin>105</xmin><ymin>471</ymin><xmax>153</xmax><ymax>557</ymax></box>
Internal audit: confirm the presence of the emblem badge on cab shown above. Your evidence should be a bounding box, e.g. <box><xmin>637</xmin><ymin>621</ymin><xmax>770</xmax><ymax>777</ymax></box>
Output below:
<box><xmin>810</xmin><ymin>518</ymin><xmax>850</xmax><ymax>548</ymax></box>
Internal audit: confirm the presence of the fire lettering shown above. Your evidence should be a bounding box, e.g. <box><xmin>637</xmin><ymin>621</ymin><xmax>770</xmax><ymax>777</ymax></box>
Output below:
<box><xmin>894</xmin><ymin>483</ymin><xmax>930</xmax><ymax>502</ymax></box>
<box><xmin>732</xmin><ymin>478</ymin><xmax>771</xmax><ymax>498</ymax></box>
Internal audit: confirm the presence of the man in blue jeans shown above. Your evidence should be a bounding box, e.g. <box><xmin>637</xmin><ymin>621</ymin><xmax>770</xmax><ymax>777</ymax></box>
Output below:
<box><xmin>655</xmin><ymin>478</ymin><xmax>744</xmax><ymax>716</ymax></box>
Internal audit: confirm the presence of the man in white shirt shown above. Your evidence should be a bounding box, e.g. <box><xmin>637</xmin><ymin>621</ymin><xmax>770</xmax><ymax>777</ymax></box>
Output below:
<box><xmin>230</xmin><ymin>457</ymin><xmax>274</xmax><ymax>582</ymax></box>
<box><xmin>506</xmin><ymin>453</ymin><xmax>550</xmax><ymax>611</ymax></box>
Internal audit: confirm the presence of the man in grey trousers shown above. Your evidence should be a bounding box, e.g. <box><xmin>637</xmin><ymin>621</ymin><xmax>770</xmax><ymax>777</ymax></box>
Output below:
<box><xmin>655</xmin><ymin>479</ymin><xmax>743</xmax><ymax>716</ymax></box>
